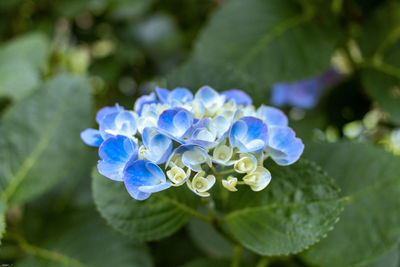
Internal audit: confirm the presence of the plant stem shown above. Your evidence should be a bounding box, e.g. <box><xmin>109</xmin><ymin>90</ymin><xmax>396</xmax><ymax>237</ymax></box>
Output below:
<box><xmin>8</xmin><ymin>233</ymin><xmax>89</xmax><ymax>267</ymax></box>
<box><xmin>256</xmin><ymin>257</ymin><xmax>270</xmax><ymax>267</ymax></box>
<box><xmin>217</xmin><ymin>169</ymin><xmax>236</xmax><ymax>176</ymax></box>
<box><xmin>231</xmin><ymin>245</ymin><xmax>242</xmax><ymax>267</ymax></box>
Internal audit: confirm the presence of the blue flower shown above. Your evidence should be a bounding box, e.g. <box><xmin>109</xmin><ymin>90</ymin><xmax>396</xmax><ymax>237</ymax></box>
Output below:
<box><xmin>142</xmin><ymin>127</ymin><xmax>173</xmax><ymax>164</ymax></box>
<box><xmin>221</xmin><ymin>89</ymin><xmax>252</xmax><ymax>106</ymax></box>
<box><xmin>157</xmin><ymin>108</ymin><xmax>194</xmax><ymax>141</ymax></box>
<box><xmin>80</xmin><ymin>128</ymin><xmax>103</xmax><ymax>147</ymax></box>
<box><xmin>194</xmin><ymin>86</ymin><xmax>225</xmax><ymax>116</ymax></box>
<box><xmin>80</xmin><ymin>104</ymin><xmax>125</xmax><ymax>147</ymax></box>
<box><xmin>134</xmin><ymin>92</ymin><xmax>158</xmax><ymax>115</ymax></box>
<box><xmin>271</xmin><ymin>68</ymin><xmax>342</xmax><ymax>109</ymax></box>
<box><xmin>96</xmin><ymin>104</ymin><xmax>123</xmax><ymax>124</ymax></box>
<box><xmin>167</xmin><ymin>144</ymin><xmax>212</xmax><ymax>172</ymax></box>
<box><xmin>257</xmin><ymin>105</ymin><xmax>288</xmax><ymax>127</ymax></box>
<box><xmin>97</xmin><ymin>135</ymin><xmax>138</xmax><ymax>181</ymax></box>
<box><xmin>183</xmin><ymin>118</ymin><xmax>220</xmax><ymax>149</ymax></box>
<box><xmin>229</xmin><ymin>116</ymin><xmax>268</xmax><ymax>153</ymax></box>
<box><xmin>123</xmin><ymin>159</ymin><xmax>171</xmax><ymax>200</ymax></box>
<box><xmin>266</xmin><ymin>126</ymin><xmax>304</xmax><ymax>165</ymax></box>
<box><xmin>83</xmin><ymin>84</ymin><xmax>306</xmax><ymax>199</ymax></box>
<box><xmin>156</xmin><ymin>87</ymin><xmax>193</xmax><ymax>105</ymax></box>
<box><xmin>99</xmin><ymin>110</ymin><xmax>137</xmax><ymax>140</ymax></box>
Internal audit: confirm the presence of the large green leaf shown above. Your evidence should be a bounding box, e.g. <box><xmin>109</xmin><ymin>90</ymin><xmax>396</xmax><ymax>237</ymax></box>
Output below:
<box><xmin>0</xmin><ymin>32</ymin><xmax>49</xmax><ymax>69</ymax></box>
<box><xmin>92</xmin><ymin>170</ymin><xmax>201</xmax><ymax>241</ymax></box>
<box><xmin>301</xmin><ymin>141</ymin><xmax>400</xmax><ymax>266</ymax></box>
<box><xmin>365</xmin><ymin>245</ymin><xmax>399</xmax><ymax>267</ymax></box>
<box><xmin>193</xmin><ymin>0</ymin><xmax>340</xmax><ymax>85</ymax></box>
<box><xmin>358</xmin><ymin>3</ymin><xmax>400</xmax><ymax>125</ymax></box>
<box><xmin>0</xmin><ymin>59</ymin><xmax>40</xmax><ymax>100</ymax></box>
<box><xmin>218</xmin><ymin>160</ymin><xmax>342</xmax><ymax>256</ymax></box>
<box><xmin>17</xmin><ymin>209</ymin><xmax>152</xmax><ymax>267</ymax></box>
<box><xmin>0</xmin><ymin>75</ymin><xmax>91</xmax><ymax>204</ymax></box>
<box><xmin>0</xmin><ymin>32</ymin><xmax>49</xmax><ymax>100</ymax></box>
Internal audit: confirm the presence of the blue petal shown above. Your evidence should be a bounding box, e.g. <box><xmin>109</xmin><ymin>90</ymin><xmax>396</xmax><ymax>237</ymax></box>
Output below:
<box><xmin>169</xmin><ymin>88</ymin><xmax>193</xmax><ymax>103</ymax></box>
<box><xmin>229</xmin><ymin>117</ymin><xmax>268</xmax><ymax>153</ymax></box>
<box><xmin>257</xmin><ymin>105</ymin><xmax>288</xmax><ymax>127</ymax></box>
<box><xmin>124</xmin><ymin>184</ymin><xmax>151</xmax><ymax>200</ymax></box>
<box><xmin>123</xmin><ymin>160</ymin><xmax>170</xmax><ymax>197</ymax></box>
<box><xmin>139</xmin><ymin>182</ymin><xmax>171</xmax><ymax>193</ymax></box>
<box><xmin>96</xmin><ymin>104</ymin><xmax>123</xmax><ymax>124</ymax></box>
<box><xmin>99</xmin><ymin>110</ymin><xmax>137</xmax><ymax>139</ymax></box>
<box><xmin>155</xmin><ymin>87</ymin><xmax>170</xmax><ymax>103</ymax></box>
<box><xmin>167</xmin><ymin>144</ymin><xmax>211</xmax><ymax>171</ymax></box>
<box><xmin>142</xmin><ymin>127</ymin><xmax>173</xmax><ymax>164</ymax></box>
<box><xmin>97</xmin><ymin>135</ymin><xmax>138</xmax><ymax>181</ymax></box>
<box><xmin>221</xmin><ymin>89</ymin><xmax>252</xmax><ymax>106</ymax></box>
<box><xmin>196</xmin><ymin>86</ymin><xmax>219</xmax><ymax>103</ymax></box>
<box><xmin>157</xmin><ymin>108</ymin><xmax>193</xmax><ymax>139</ymax></box>
<box><xmin>134</xmin><ymin>93</ymin><xmax>158</xmax><ymax>115</ymax></box>
<box><xmin>80</xmin><ymin>128</ymin><xmax>104</xmax><ymax>147</ymax></box>
<box><xmin>266</xmin><ymin>126</ymin><xmax>304</xmax><ymax>165</ymax></box>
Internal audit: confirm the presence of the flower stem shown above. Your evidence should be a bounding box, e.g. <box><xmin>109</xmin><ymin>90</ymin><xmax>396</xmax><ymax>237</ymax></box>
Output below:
<box><xmin>256</xmin><ymin>257</ymin><xmax>270</xmax><ymax>267</ymax></box>
<box><xmin>231</xmin><ymin>245</ymin><xmax>242</xmax><ymax>267</ymax></box>
<box><xmin>217</xmin><ymin>169</ymin><xmax>236</xmax><ymax>176</ymax></box>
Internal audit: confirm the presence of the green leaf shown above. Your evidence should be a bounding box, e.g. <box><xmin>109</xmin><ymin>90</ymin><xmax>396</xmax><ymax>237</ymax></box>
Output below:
<box><xmin>0</xmin><ymin>75</ymin><xmax>92</xmax><ymax>204</ymax></box>
<box><xmin>188</xmin><ymin>218</ymin><xmax>233</xmax><ymax>258</ymax></box>
<box><xmin>364</xmin><ymin>245</ymin><xmax>399</xmax><ymax>267</ymax></box>
<box><xmin>301</xmin><ymin>141</ymin><xmax>400</xmax><ymax>266</ymax></box>
<box><xmin>218</xmin><ymin>160</ymin><xmax>342</xmax><ymax>256</ymax></box>
<box><xmin>0</xmin><ymin>32</ymin><xmax>50</xmax><ymax>100</ymax></box>
<box><xmin>0</xmin><ymin>32</ymin><xmax>49</xmax><ymax>69</ymax></box>
<box><xmin>17</xmin><ymin>209</ymin><xmax>152</xmax><ymax>267</ymax></box>
<box><xmin>0</xmin><ymin>200</ymin><xmax>6</xmax><ymax>245</ymax></box>
<box><xmin>92</xmin><ymin>170</ymin><xmax>202</xmax><ymax>241</ymax></box>
<box><xmin>0</xmin><ymin>59</ymin><xmax>40</xmax><ymax>100</ymax></box>
<box><xmin>193</xmin><ymin>0</ymin><xmax>340</xmax><ymax>85</ymax></box>
<box><xmin>167</xmin><ymin>56</ymin><xmax>258</xmax><ymax>92</ymax></box>
<box><xmin>358</xmin><ymin>3</ymin><xmax>400</xmax><ymax>125</ymax></box>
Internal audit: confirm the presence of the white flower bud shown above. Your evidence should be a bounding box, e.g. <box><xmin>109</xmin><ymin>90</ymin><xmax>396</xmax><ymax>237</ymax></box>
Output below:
<box><xmin>234</xmin><ymin>153</ymin><xmax>257</xmax><ymax>173</ymax></box>
<box><xmin>243</xmin><ymin>167</ymin><xmax>271</xmax><ymax>191</ymax></box>
<box><xmin>222</xmin><ymin>176</ymin><xmax>238</xmax><ymax>192</ymax></box>
<box><xmin>167</xmin><ymin>166</ymin><xmax>190</xmax><ymax>186</ymax></box>
<box><xmin>187</xmin><ymin>171</ymin><xmax>216</xmax><ymax>197</ymax></box>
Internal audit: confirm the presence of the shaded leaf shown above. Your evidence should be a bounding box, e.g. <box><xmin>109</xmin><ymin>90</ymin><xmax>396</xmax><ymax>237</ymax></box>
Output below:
<box><xmin>17</xmin><ymin>209</ymin><xmax>152</xmax><ymax>267</ymax></box>
<box><xmin>0</xmin><ymin>75</ymin><xmax>92</xmax><ymax>204</ymax></box>
<box><xmin>193</xmin><ymin>0</ymin><xmax>340</xmax><ymax>85</ymax></box>
<box><xmin>92</xmin><ymin>170</ymin><xmax>201</xmax><ymax>241</ymax></box>
<box><xmin>301</xmin><ymin>141</ymin><xmax>400</xmax><ymax>266</ymax></box>
<box><xmin>0</xmin><ymin>32</ymin><xmax>49</xmax><ymax>100</ymax></box>
<box><xmin>218</xmin><ymin>160</ymin><xmax>342</xmax><ymax>256</ymax></box>
<box><xmin>188</xmin><ymin>218</ymin><xmax>233</xmax><ymax>258</ymax></box>
<box><xmin>0</xmin><ymin>59</ymin><xmax>40</xmax><ymax>100</ymax></box>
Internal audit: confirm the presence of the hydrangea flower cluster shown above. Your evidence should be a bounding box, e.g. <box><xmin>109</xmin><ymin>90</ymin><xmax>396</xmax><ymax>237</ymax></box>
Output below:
<box><xmin>81</xmin><ymin>86</ymin><xmax>304</xmax><ymax>200</ymax></box>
